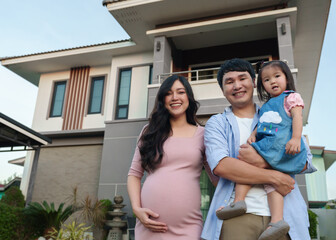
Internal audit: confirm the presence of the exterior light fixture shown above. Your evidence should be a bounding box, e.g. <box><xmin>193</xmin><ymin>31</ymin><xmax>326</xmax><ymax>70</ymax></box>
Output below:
<box><xmin>281</xmin><ymin>23</ymin><xmax>286</xmax><ymax>35</ymax></box>
<box><xmin>156</xmin><ymin>41</ymin><xmax>161</xmax><ymax>51</ymax></box>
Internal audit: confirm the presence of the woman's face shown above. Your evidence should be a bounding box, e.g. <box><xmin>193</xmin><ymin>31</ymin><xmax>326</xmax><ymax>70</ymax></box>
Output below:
<box><xmin>164</xmin><ymin>80</ymin><xmax>189</xmax><ymax>119</ymax></box>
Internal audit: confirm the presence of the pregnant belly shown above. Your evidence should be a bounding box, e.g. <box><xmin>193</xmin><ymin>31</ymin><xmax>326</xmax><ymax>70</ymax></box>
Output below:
<box><xmin>140</xmin><ymin>173</ymin><xmax>202</xmax><ymax>227</ymax></box>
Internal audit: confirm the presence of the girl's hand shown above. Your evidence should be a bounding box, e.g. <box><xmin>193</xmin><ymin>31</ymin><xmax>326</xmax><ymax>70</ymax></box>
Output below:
<box><xmin>133</xmin><ymin>207</ymin><xmax>168</xmax><ymax>232</ymax></box>
<box><xmin>285</xmin><ymin>138</ymin><xmax>301</xmax><ymax>155</ymax></box>
<box><xmin>247</xmin><ymin>135</ymin><xmax>256</xmax><ymax>145</ymax></box>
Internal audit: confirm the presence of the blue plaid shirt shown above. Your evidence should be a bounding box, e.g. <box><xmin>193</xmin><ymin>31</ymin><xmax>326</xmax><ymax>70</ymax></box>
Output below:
<box><xmin>201</xmin><ymin>105</ymin><xmax>316</xmax><ymax>240</ymax></box>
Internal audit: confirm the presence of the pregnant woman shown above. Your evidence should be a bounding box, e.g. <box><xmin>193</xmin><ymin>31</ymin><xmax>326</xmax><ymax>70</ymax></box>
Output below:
<box><xmin>128</xmin><ymin>75</ymin><xmax>216</xmax><ymax>239</ymax></box>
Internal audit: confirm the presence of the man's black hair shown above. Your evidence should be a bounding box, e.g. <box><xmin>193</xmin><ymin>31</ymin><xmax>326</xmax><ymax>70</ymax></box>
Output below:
<box><xmin>217</xmin><ymin>58</ymin><xmax>256</xmax><ymax>90</ymax></box>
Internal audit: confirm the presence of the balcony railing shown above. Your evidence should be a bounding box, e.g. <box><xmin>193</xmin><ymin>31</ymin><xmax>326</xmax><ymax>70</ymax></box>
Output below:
<box><xmin>158</xmin><ymin>64</ymin><xmax>297</xmax><ymax>84</ymax></box>
<box><xmin>158</xmin><ymin>67</ymin><xmax>219</xmax><ymax>84</ymax></box>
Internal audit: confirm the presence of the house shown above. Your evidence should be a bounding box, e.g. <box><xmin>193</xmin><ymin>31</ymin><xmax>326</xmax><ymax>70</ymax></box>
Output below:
<box><xmin>306</xmin><ymin>146</ymin><xmax>336</xmax><ymax>204</ymax></box>
<box><xmin>0</xmin><ymin>0</ymin><xmax>331</xmax><ymax>236</ymax></box>
<box><xmin>305</xmin><ymin>146</ymin><xmax>336</xmax><ymax>240</ymax></box>
<box><xmin>0</xmin><ymin>177</ymin><xmax>22</xmax><ymax>199</ymax></box>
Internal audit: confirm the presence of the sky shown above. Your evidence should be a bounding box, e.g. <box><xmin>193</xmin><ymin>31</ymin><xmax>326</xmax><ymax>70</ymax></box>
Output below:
<box><xmin>0</xmin><ymin>1</ymin><xmax>335</xmax><ymax>199</ymax></box>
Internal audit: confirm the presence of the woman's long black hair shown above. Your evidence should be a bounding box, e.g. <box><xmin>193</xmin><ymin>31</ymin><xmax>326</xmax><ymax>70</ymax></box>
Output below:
<box><xmin>139</xmin><ymin>75</ymin><xmax>199</xmax><ymax>172</ymax></box>
<box><xmin>257</xmin><ymin>60</ymin><xmax>296</xmax><ymax>102</ymax></box>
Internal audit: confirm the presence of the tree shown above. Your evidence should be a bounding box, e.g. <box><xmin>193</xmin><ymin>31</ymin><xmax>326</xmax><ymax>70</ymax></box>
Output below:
<box><xmin>0</xmin><ymin>186</ymin><xmax>25</xmax><ymax>208</ymax></box>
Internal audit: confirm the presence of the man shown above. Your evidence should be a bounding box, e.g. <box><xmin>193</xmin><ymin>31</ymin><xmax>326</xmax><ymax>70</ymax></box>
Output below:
<box><xmin>201</xmin><ymin>59</ymin><xmax>315</xmax><ymax>240</ymax></box>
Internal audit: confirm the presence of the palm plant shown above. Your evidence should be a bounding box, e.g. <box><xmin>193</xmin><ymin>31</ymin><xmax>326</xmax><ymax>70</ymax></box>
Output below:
<box><xmin>24</xmin><ymin>201</ymin><xmax>74</xmax><ymax>234</ymax></box>
<box><xmin>67</xmin><ymin>186</ymin><xmax>107</xmax><ymax>228</ymax></box>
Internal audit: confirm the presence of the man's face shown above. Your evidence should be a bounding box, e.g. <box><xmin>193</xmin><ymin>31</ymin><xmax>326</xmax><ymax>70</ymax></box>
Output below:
<box><xmin>222</xmin><ymin>71</ymin><xmax>255</xmax><ymax>109</ymax></box>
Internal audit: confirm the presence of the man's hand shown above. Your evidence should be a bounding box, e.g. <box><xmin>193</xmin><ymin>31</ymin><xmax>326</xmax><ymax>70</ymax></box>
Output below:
<box><xmin>272</xmin><ymin>171</ymin><xmax>295</xmax><ymax>196</ymax></box>
<box><xmin>133</xmin><ymin>207</ymin><xmax>168</xmax><ymax>232</ymax></box>
<box><xmin>238</xmin><ymin>144</ymin><xmax>270</xmax><ymax>168</ymax></box>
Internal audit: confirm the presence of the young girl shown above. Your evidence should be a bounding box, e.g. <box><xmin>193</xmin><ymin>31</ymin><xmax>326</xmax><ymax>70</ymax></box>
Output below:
<box><xmin>216</xmin><ymin>61</ymin><xmax>307</xmax><ymax>240</ymax></box>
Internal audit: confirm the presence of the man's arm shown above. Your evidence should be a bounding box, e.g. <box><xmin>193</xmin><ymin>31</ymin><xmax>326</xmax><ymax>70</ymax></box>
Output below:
<box><xmin>205</xmin><ymin>115</ymin><xmax>294</xmax><ymax>196</ymax></box>
<box><xmin>213</xmin><ymin>156</ymin><xmax>294</xmax><ymax>196</ymax></box>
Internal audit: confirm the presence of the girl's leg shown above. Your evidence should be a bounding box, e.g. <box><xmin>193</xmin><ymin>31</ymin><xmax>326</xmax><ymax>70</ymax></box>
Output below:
<box><xmin>267</xmin><ymin>190</ymin><xmax>284</xmax><ymax>224</ymax></box>
<box><xmin>258</xmin><ymin>185</ymin><xmax>290</xmax><ymax>240</ymax></box>
<box><xmin>234</xmin><ymin>183</ymin><xmax>252</xmax><ymax>202</ymax></box>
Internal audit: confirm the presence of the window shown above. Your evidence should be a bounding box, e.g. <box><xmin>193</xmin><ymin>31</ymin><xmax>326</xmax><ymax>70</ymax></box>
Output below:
<box><xmin>116</xmin><ymin>69</ymin><xmax>132</xmax><ymax>119</ymax></box>
<box><xmin>50</xmin><ymin>81</ymin><xmax>66</xmax><ymax>117</ymax></box>
<box><xmin>148</xmin><ymin>65</ymin><xmax>153</xmax><ymax>84</ymax></box>
<box><xmin>88</xmin><ymin>76</ymin><xmax>105</xmax><ymax>114</ymax></box>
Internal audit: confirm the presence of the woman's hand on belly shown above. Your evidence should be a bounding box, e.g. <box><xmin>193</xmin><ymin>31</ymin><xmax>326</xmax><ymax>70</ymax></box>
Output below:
<box><xmin>134</xmin><ymin>206</ymin><xmax>168</xmax><ymax>232</ymax></box>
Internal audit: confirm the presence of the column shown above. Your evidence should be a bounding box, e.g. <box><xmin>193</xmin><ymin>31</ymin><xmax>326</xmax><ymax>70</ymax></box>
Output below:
<box><xmin>276</xmin><ymin>17</ymin><xmax>297</xmax><ymax>82</ymax></box>
<box><xmin>147</xmin><ymin>36</ymin><xmax>172</xmax><ymax>116</ymax></box>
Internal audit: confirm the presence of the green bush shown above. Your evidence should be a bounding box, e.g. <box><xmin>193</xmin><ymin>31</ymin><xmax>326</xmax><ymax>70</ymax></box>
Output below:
<box><xmin>0</xmin><ymin>202</ymin><xmax>38</xmax><ymax>240</ymax></box>
<box><xmin>308</xmin><ymin>209</ymin><xmax>318</xmax><ymax>238</ymax></box>
<box><xmin>0</xmin><ymin>203</ymin><xmax>21</xmax><ymax>240</ymax></box>
<box><xmin>0</xmin><ymin>186</ymin><xmax>25</xmax><ymax>207</ymax></box>
<box><xmin>24</xmin><ymin>201</ymin><xmax>74</xmax><ymax>234</ymax></box>
<box><xmin>100</xmin><ymin>199</ymin><xmax>112</xmax><ymax>213</ymax></box>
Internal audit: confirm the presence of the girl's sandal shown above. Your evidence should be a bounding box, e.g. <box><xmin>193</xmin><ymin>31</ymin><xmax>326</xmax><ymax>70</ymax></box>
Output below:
<box><xmin>258</xmin><ymin>220</ymin><xmax>290</xmax><ymax>240</ymax></box>
<box><xmin>215</xmin><ymin>200</ymin><xmax>247</xmax><ymax>220</ymax></box>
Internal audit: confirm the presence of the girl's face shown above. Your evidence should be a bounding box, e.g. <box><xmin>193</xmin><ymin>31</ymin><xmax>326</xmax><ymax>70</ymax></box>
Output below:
<box><xmin>261</xmin><ymin>65</ymin><xmax>287</xmax><ymax>97</ymax></box>
<box><xmin>164</xmin><ymin>80</ymin><xmax>189</xmax><ymax>119</ymax></box>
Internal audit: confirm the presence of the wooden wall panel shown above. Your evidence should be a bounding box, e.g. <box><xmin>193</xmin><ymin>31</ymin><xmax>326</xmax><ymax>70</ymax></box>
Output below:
<box><xmin>62</xmin><ymin>67</ymin><xmax>90</xmax><ymax>130</ymax></box>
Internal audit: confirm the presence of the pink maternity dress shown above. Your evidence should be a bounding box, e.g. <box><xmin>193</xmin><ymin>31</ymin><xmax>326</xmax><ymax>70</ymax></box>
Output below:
<box><xmin>128</xmin><ymin>126</ymin><xmax>208</xmax><ymax>240</ymax></box>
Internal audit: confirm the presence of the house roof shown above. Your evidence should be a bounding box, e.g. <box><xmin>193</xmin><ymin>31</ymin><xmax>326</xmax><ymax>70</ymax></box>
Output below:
<box><xmin>0</xmin><ymin>39</ymin><xmax>130</xmax><ymax>61</ymax></box>
<box><xmin>310</xmin><ymin>145</ymin><xmax>336</xmax><ymax>171</ymax></box>
<box><xmin>103</xmin><ymin>0</ymin><xmax>331</xmax><ymax>125</ymax></box>
<box><xmin>102</xmin><ymin>0</ymin><xmax>126</xmax><ymax>6</ymax></box>
<box><xmin>0</xmin><ymin>177</ymin><xmax>22</xmax><ymax>192</ymax></box>
<box><xmin>0</xmin><ymin>112</ymin><xmax>51</xmax><ymax>151</ymax></box>
<box><xmin>0</xmin><ymin>39</ymin><xmax>139</xmax><ymax>86</ymax></box>
<box><xmin>8</xmin><ymin>157</ymin><xmax>25</xmax><ymax>166</ymax></box>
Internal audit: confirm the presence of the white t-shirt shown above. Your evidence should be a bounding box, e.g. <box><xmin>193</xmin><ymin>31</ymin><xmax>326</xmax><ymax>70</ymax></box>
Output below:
<box><xmin>231</xmin><ymin>116</ymin><xmax>270</xmax><ymax>216</ymax></box>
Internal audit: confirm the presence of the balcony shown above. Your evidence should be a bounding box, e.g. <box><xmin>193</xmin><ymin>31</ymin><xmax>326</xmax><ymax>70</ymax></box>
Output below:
<box><xmin>157</xmin><ymin>66</ymin><xmax>265</xmax><ymax>102</ymax></box>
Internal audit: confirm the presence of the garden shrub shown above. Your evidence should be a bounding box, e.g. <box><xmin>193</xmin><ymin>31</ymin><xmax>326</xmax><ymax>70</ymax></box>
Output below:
<box><xmin>308</xmin><ymin>209</ymin><xmax>318</xmax><ymax>238</ymax></box>
<box><xmin>0</xmin><ymin>203</ymin><xmax>19</xmax><ymax>239</ymax></box>
<box><xmin>0</xmin><ymin>202</ymin><xmax>24</xmax><ymax>239</ymax></box>
<box><xmin>0</xmin><ymin>202</ymin><xmax>41</xmax><ymax>240</ymax></box>
<box><xmin>100</xmin><ymin>199</ymin><xmax>112</xmax><ymax>213</ymax></box>
<box><xmin>0</xmin><ymin>186</ymin><xmax>25</xmax><ymax>207</ymax></box>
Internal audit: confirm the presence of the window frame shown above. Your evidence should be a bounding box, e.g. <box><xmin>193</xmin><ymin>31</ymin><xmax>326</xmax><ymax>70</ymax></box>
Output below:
<box><xmin>87</xmin><ymin>76</ymin><xmax>106</xmax><ymax>115</ymax></box>
<box><xmin>49</xmin><ymin>80</ymin><xmax>67</xmax><ymax>118</ymax></box>
<box><xmin>115</xmin><ymin>68</ymin><xmax>132</xmax><ymax>120</ymax></box>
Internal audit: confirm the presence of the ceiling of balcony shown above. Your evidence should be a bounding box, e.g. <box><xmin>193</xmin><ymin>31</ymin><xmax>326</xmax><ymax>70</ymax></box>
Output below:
<box><xmin>106</xmin><ymin>0</ymin><xmax>293</xmax><ymax>50</ymax></box>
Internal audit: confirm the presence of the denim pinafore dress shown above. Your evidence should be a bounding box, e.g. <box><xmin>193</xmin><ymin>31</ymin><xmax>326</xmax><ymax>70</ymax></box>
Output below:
<box><xmin>251</xmin><ymin>91</ymin><xmax>306</xmax><ymax>174</ymax></box>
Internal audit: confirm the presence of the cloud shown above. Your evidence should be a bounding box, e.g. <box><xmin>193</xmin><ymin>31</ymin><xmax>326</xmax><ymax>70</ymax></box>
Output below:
<box><xmin>259</xmin><ymin>111</ymin><xmax>282</xmax><ymax>124</ymax></box>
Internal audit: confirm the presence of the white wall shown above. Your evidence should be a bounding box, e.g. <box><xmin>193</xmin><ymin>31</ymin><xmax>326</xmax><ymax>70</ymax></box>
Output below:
<box><xmin>32</xmin><ymin>66</ymin><xmax>111</xmax><ymax>132</ymax></box>
<box><xmin>191</xmin><ymin>80</ymin><xmax>224</xmax><ymax>100</ymax></box>
<box><xmin>20</xmin><ymin>151</ymin><xmax>34</xmax><ymax>198</ymax></box>
<box><xmin>32</xmin><ymin>71</ymin><xmax>69</xmax><ymax>131</ymax></box>
<box><xmin>105</xmin><ymin>52</ymin><xmax>153</xmax><ymax>121</ymax></box>
<box><xmin>82</xmin><ymin>66</ymin><xmax>110</xmax><ymax>129</ymax></box>
<box><xmin>191</xmin><ymin>80</ymin><xmax>258</xmax><ymax>100</ymax></box>
<box><xmin>32</xmin><ymin>52</ymin><xmax>153</xmax><ymax>131</ymax></box>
